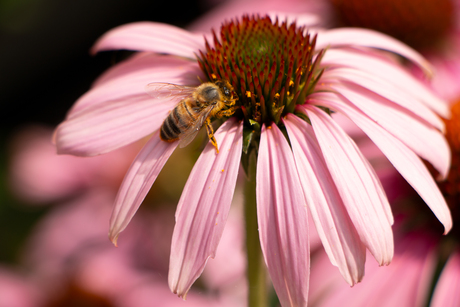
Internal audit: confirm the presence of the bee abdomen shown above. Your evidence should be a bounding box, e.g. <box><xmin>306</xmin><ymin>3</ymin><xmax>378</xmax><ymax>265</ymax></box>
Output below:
<box><xmin>160</xmin><ymin>112</ymin><xmax>181</xmax><ymax>141</ymax></box>
<box><xmin>160</xmin><ymin>101</ymin><xmax>196</xmax><ymax>142</ymax></box>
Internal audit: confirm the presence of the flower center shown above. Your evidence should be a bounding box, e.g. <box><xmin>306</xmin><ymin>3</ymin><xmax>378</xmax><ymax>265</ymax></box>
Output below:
<box><xmin>328</xmin><ymin>0</ymin><xmax>455</xmax><ymax>49</ymax></box>
<box><xmin>197</xmin><ymin>15</ymin><xmax>323</xmax><ymax>128</ymax></box>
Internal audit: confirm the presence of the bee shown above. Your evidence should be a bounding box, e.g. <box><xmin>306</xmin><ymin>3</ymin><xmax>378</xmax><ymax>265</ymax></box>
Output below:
<box><xmin>146</xmin><ymin>80</ymin><xmax>238</xmax><ymax>153</ymax></box>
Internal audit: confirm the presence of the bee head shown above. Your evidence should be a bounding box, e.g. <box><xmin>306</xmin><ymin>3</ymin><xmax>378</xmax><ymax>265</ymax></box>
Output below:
<box><xmin>216</xmin><ymin>80</ymin><xmax>234</xmax><ymax>99</ymax></box>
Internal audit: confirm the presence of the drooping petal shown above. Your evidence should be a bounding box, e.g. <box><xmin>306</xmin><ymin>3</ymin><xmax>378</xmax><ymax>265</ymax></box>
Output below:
<box><xmin>311</xmin><ymin>93</ymin><xmax>452</xmax><ymax>234</ymax></box>
<box><xmin>321</xmin><ymin>67</ymin><xmax>445</xmax><ymax>132</ymax></box>
<box><xmin>168</xmin><ymin>119</ymin><xmax>243</xmax><ymax>298</ymax></box>
<box><xmin>109</xmin><ymin>134</ymin><xmax>178</xmax><ymax>245</ymax></box>
<box><xmin>257</xmin><ymin>124</ymin><xmax>310</xmax><ymax>307</ymax></box>
<box><xmin>91</xmin><ymin>22</ymin><xmax>205</xmax><ymax>59</ymax></box>
<box><xmin>70</xmin><ymin>54</ymin><xmax>202</xmax><ymax>114</ymax></box>
<box><xmin>55</xmin><ymin>94</ymin><xmax>174</xmax><ymax>156</ymax></box>
<box><xmin>302</xmin><ymin>105</ymin><xmax>394</xmax><ymax>265</ymax></box>
<box><xmin>431</xmin><ymin>251</ymin><xmax>460</xmax><ymax>307</ymax></box>
<box><xmin>316</xmin><ymin>28</ymin><xmax>433</xmax><ymax>75</ymax></box>
<box><xmin>321</xmin><ymin>48</ymin><xmax>450</xmax><ymax>118</ymax></box>
<box><xmin>284</xmin><ymin>114</ymin><xmax>366</xmax><ymax>286</ymax></box>
<box><xmin>314</xmin><ymin>81</ymin><xmax>451</xmax><ymax>179</ymax></box>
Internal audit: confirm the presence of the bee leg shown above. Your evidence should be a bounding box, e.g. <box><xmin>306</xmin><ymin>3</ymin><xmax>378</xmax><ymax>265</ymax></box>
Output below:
<box><xmin>215</xmin><ymin>106</ymin><xmax>238</xmax><ymax>119</ymax></box>
<box><xmin>205</xmin><ymin>118</ymin><xmax>219</xmax><ymax>153</ymax></box>
<box><xmin>227</xmin><ymin>98</ymin><xmax>237</xmax><ymax>107</ymax></box>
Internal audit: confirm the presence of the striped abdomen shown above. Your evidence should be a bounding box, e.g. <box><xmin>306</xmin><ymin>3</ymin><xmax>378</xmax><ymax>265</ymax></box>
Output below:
<box><xmin>160</xmin><ymin>98</ymin><xmax>200</xmax><ymax>142</ymax></box>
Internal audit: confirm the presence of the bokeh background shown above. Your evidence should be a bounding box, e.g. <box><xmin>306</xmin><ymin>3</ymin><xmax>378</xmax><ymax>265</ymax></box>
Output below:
<box><xmin>0</xmin><ymin>0</ymin><xmax>208</xmax><ymax>265</ymax></box>
<box><xmin>3</xmin><ymin>0</ymin><xmax>460</xmax><ymax>306</ymax></box>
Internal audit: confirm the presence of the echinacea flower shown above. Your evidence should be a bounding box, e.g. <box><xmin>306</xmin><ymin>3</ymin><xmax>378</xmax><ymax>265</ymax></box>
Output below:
<box><xmin>54</xmin><ymin>14</ymin><xmax>452</xmax><ymax>306</ymax></box>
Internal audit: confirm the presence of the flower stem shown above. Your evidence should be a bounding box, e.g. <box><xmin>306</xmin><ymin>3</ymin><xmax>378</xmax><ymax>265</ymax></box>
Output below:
<box><xmin>244</xmin><ymin>150</ymin><xmax>267</xmax><ymax>307</ymax></box>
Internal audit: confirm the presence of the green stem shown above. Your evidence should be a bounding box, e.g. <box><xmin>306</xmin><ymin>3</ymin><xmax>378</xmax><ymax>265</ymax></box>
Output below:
<box><xmin>244</xmin><ymin>150</ymin><xmax>267</xmax><ymax>307</ymax></box>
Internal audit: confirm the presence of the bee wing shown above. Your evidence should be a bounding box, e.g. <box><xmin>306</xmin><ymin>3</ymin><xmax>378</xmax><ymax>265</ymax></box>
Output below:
<box><xmin>178</xmin><ymin>105</ymin><xmax>215</xmax><ymax>148</ymax></box>
<box><xmin>145</xmin><ymin>83</ymin><xmax>196</xmax><ymax>100</ymax></box>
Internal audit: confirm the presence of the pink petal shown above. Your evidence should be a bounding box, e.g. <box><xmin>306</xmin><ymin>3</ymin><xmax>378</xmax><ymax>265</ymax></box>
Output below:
<box><xmin>302</xmin><ymin>105</ymin><xmax>394</xmax><ymax>265</ymax></box>
<box><xmin>71</xmin><ymin>54</ymin><xmax>202</xmax><ymax>114</ymax></box>
<box><xmin>431</xmin><ymin>251</ymin><xmax>460</xmax><ymax>307</ymax></box>
<box><xmin>0</xmin><ymin>268</ymin><xmax>42</xmax><ymax>307</ymax></box>
<box><xmin>168</xmin><ymin>119</ymin><xmax>243</xmax><ymax>298</ymax></box>
<box><xmin>284</xmin><ymin>114</ymin><xmax>366</xmax><ymax>286</ymax></box>
<box><xmin>266</xmin><ymin>12</ymin><xmax>320</xmax><ymax>28</ymax></box>
<box><xmin>311</xmin><ymin>234</ymin><xmax>437</xmax><ymax>307</ymax></box>
<box><xmin>321</xmin><ymin>48</ymin><xmax>450</xmax><ymax>118</ymax></box>
<box><xmin>188</xmin><ymin>0</ymin><xmax>322</xmax><ymax>32</ymax></box>
<box><xmin>316</xmin><ymin>28</ymin><xmax>433</xmax><ymax>75</ymax></box>
<box><xmin>315</xmin><ymin>81</ymin><xmax>451</xmax><ymax>179</ymax></box>
<box><xmin>109</xmin><ymin>134</ymin><xmax>178</xmax><ymax>245</ymax></box>
<box><xmin>257</xmin><ymin>124</ymin><xmax>310</xmax><ymax>307</ymax></box>
<box><xmin>311</xmin><ymin>93</ymin><xmax>452</xmax><ymax>234</ymax></box>
<box><xmin>91</xmin><ymin>22</ymin><xmax>205</xmax><ymax>59</ymax></box>
<box><xmin>55</xmin><ymin>94</ymin><xmax>174</xmax><ymax>156</ymax></box>
<box><xmin>321</xmin><ymin>67</ymin><xmax>445</xmax><ymax>132</ymax></box>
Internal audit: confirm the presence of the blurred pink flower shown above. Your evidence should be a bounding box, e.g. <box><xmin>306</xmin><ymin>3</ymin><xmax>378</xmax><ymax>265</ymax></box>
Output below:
<box><xmin>54</xmin><ymin>14</ymin><xmax>451</xmax><ymax>306</ymax></box>
<box><xmin>430</xmin><ymin>251</ymin><xmax>460</xmax><ymax>306</ymax></box>
<box><xmin>309</xmin><ymin>232</ymin><xmax>439</xmax><ymax>307</ymax></box>
<box><xmin>8</xmin><ymin>125</ymin><xmax>140</xmax><ymax>204</ymax></box>
<box><xmin>418</xmin><ymin>31</ymin><xmax>460</xmax><ymax>101</ymax></box>
<box><xmin>23</xmin><ymin>190</ymin><xmax>241</xmax><ymax>307</ymax></box>
<box><xmin>0</xmin><ymin>267</ymin><xmax>42</xmax><ymax>307</ymax></box>
<box><xmin>309</xmin><ymin>210</ymin><xmax>460</xmax><ymax>307</ymax></box>
<box><xmin>23</xmin><ymin>191</ymin><xmax>120</xmax><ymax>287</ymax></box>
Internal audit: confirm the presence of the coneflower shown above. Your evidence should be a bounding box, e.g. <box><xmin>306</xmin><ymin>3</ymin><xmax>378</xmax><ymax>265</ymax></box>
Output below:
<box><xmin>54</xmin><ymin>14</ymin><xmax>451</xmax><ymax>307</ymax></box>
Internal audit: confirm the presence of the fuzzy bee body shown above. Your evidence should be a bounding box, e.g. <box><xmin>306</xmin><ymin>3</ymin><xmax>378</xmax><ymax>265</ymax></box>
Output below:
<box><xmin>160</xmin><ymin>98</ymin><xmax>203</xmax><ymax>142</ymax></box>
<box><xmin>146</xmin><ymin>80</ymin><xmax>238</xmax><ymax>153</ymax></box>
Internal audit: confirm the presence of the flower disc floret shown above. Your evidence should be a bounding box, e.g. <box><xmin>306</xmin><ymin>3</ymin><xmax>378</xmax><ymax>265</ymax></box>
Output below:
<box><xmin>197</xmin><ymin>15</ymin><xmax>323</xmax><ymax>127</ymax></box>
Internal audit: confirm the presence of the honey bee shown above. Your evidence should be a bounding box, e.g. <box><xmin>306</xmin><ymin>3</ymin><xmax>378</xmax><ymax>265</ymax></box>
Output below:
<box><xmin>146</xmin><ymin>80</ymin><xmax>238</xmax><ymax>153</ymax></box>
